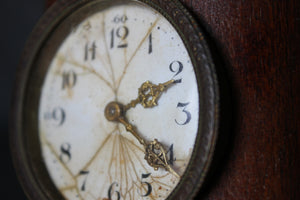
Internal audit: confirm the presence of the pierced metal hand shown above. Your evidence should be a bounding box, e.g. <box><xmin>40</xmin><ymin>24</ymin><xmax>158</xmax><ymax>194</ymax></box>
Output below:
<box><xmin>105</xmin><ymin>102</ymin><xmax>180</xmax><ymax>178</ymax></box>
<box><xmin>144</xmin><ymin>139</ymin><xmax>179</xmax><ymax>178</ymax></box>
<box><xmin>124</xmin><ymin>79</ymin><xmax>177</xmax><ymax>111</ymax></box>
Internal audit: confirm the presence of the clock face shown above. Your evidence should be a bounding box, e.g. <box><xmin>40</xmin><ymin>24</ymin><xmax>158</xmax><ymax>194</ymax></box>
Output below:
<box><xmin>11</xmin><ymin>0</ymin><xmax>219</xmax><ymax>199</ymax></box>
<box><xmin>38</xmin><ymin>1</ymin><xmax>199</xmax><ymax>199</ymax></box>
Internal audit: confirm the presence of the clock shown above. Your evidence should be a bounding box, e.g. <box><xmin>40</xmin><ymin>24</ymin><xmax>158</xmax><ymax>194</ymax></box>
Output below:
<box><xmin>11</xmin><ymin>0</ymin><xmax>219</xmax><ymax>199</ymax></box>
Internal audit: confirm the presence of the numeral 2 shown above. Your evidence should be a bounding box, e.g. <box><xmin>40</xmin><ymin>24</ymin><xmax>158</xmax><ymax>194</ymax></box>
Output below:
<box><xmin>169</xmin><ymin>61</ymin><xmax>183</xmax><ymax>83</ymax></box>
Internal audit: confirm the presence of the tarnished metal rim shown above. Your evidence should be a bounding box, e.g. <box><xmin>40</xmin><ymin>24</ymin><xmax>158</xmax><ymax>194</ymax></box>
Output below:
<box><xmin>10</xmin><ymin>0</ymin><xmax>219</xmax><ymax>199</ymax></box>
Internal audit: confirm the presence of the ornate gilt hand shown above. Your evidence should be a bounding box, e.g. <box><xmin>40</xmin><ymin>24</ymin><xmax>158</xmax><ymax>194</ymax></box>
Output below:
<box><xmin>124</xmin><ymin>79</ymin><xmax>177</xmax><ymax>111</ymax></box>
<box><xmin>105</xmin><ymin>101</ymin><xmax>180</xmax><ymax>178</ymax></box>
<box><xmin>144</xmin><ymin>139</ymin><xmax>179</xmax><ymax>178</ymax></box>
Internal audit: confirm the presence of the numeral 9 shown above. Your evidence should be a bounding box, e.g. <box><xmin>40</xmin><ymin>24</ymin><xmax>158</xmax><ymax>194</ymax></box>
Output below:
<box><xmin>44</xmin><ymin>107</ymin><xmax>66</xmax><ymax>126</ymax></box>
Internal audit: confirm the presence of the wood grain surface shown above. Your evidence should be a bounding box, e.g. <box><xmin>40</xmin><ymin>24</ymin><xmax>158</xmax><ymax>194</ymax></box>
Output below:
<box><xmin>46</xmin><ymin>0</ymin><xmax>299</xmax><ymax>199</ymax></box>
<box><xmin>178</xmin><ymin>0</ymin><xmax>299</xmax><ymax>199</ymax></box>
<box><xmin>46</xmin><ymin>0</ymin><xmax>56</xmax><ymax>8</ymax></box>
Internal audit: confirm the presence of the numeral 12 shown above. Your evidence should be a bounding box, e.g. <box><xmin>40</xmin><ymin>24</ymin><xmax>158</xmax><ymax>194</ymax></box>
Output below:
<box><xmin>110</xmin><ymin>26</ymin><xmax>129</xmax><ymax>48</ymax></box>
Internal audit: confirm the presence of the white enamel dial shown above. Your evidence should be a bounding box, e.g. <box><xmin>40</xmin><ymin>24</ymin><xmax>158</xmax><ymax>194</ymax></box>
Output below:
<box><xmin>38</xmin><ymin>2</ymin><xmax>199</xmax><ymax>200</ymax></box>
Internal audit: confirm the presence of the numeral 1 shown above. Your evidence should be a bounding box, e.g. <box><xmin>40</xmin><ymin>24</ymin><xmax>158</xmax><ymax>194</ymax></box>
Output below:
<box><xmin>148</xmin><ymin>33</ymin><xmax>152</xmax><ymax>54</ymax></box>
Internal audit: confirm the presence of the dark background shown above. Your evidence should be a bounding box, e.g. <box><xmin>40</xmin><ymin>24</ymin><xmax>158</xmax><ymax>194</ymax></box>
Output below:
<box><xmin>1</xmin><ymin>0</ymin><xmax>44</xmax><ymax>199</ymax></box>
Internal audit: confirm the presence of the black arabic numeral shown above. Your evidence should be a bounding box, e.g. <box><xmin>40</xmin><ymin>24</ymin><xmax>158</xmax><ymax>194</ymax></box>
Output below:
<box><xmin>169</xmin><ymin>61</ymin><xmax>183</xmax><ymax>83</ymax></box>
<box><xmin>62</xmin><ymin>70</ymin><xmax>77</xmax><ymax>90</ymax></box>
<box><xmin>157</xmin><ymin>144</ymin><xmax>176</xmax><ymax>166</ymax></box>
<box><xmin>113</xmin><ymin>15</ymin><xmax>128</xmax><ymax>23</ymax></box>
<box><xmin>108</xmin><ymin>182</ymin><xmax>120</xmax><ymax>200</ymax></box>
<box><xmin>167</xmin><ymin>144</ymin><xmax>176</xmax><ymax>165</ymax></box>
<box><xmin>175</xmin><ymin>102</ymin><xmax>191</xmax><ymax>125</ymax></box>
<box><xmin>53</xmin><ymin>107</ymin><xmax>66</xmax><ymax>126</ymax></box>
<box><xmin>138</xmin><ymin>173</ymin><xmax>152</xmax><ymax>197</ymax></box>
<box><xmin>79</xmin><ymin>170</ymin><xmax>90</xmax><ymax>191</ymax></box>
<box><xmin>148</xmin><ymin>33</ymin><xmax>152</xmax><ymax>54</ymax></box>
<box><xmin>110</xmin><ymin>26</ymin><xmax>129</xmax><ymax>48</ymax></box>
<box><xmin>110</xmin><ymin>29</ymin><xmax>114</xmax><ymax>48</ymax></box>
<box><xmin>60</xmin><ymin>143</ymin><xmax>71</xmax><ymax>163</ymax></box>
<box><xmin>44</xmin><ymin>107</ymin><xmax>66</xmax><ymax>126</ymax></box>
<box><xmin>84</xmin><ymin>41</ymin><xmax>96</xmax><ymax>61</ymax></box>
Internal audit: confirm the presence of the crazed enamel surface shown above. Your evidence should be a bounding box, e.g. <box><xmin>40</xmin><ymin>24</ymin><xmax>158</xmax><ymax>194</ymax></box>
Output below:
<box><xmin>39</xmin><ymin>2</ymin><xmax>199</xmax><ymax>200</ymax></box>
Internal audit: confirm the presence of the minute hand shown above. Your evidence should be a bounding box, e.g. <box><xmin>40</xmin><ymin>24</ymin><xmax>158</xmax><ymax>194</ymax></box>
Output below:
<box><xmin>117</xmin><ymin>117</ymin><xmax>179</xmax><ymax>178</ymax></box>
<box><xmin>124</xmin><ymin>79</ymin><xmax>176</xmax><ymax>111</ymax></box>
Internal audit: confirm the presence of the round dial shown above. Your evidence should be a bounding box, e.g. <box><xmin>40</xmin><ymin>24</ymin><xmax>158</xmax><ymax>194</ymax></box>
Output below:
<box><xmin>11</xmin><ymin>0</ymin><xmax>219</xmax><ymax>200</ymax></box>
<box><xmin>39</xmin><ymin>3</ymin><xmax>198</xmax><ymax>199</ymax></box>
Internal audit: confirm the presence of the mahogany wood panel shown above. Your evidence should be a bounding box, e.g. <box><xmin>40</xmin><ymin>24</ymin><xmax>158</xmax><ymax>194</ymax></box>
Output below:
<box><xmin>178</xmin><ymin>0</ymin><xmax>299</xmax><ymax>199</ymax></box>
<box><xmin>46</xmin><ymin>0</ymin><xmax>299</xmax><ymax>199</ymax></box>
<box><xmin>46</xmin><ymin>0</ymin><xmax>56</xmax><ymax>8</ymax></box>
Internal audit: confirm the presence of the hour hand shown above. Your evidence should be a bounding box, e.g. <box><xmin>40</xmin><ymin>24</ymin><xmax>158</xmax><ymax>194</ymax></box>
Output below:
<box><xmin>124</xmin><ymin>79</ymin><xmax>177</xmax><ymax>111</ymax></box>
